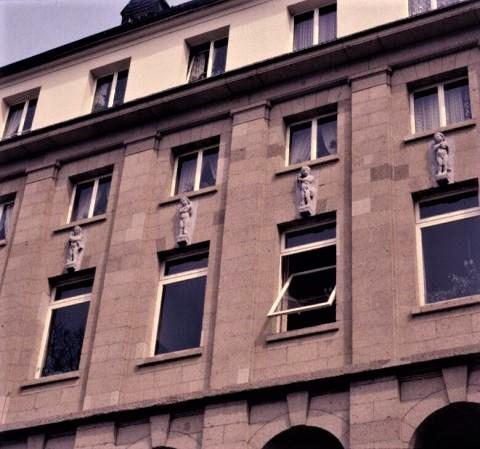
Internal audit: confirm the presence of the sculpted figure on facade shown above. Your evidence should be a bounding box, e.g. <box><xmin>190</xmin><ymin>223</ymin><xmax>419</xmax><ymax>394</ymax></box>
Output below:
<box><xmin>432</xmin><ymin>132</ymin><xmax>452</xmax><ymax>185</ymax></box>
<box><xmin>65</xmin><ymin>225</ymin><xmax>86</xmax><ymax>272</ymax></box>
<box><xmin>177</xmin><ymin>195</ymin><xmax>194</xmax><ymax>246</ymax></box>
<box><xmin>296</xmin><ymin>166</ymin><xmax>317</xmax><ymax>217</ymax></box>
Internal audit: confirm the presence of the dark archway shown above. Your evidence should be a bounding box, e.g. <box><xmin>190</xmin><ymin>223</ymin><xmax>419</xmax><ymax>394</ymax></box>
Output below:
<box><xmin>263</xmin><ymin>425</ymin><xmax>344</xmax><ymax>449</ymax></box>
<box><xmin>412</xmin><ymin>402</ymin><xmax>480</xmax><ymax>449</ymax></box>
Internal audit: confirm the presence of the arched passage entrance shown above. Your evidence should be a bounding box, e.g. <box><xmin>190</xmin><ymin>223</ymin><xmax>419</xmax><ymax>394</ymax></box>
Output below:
<box><xmin>263</xmin><ymin>425</ymin><xmax>344</xmax><ymax>449</ymax></box>
<box><xmin>412</xmin><ymin>402</ymin><xmax>480</xmax><ymax>449</ymax></box>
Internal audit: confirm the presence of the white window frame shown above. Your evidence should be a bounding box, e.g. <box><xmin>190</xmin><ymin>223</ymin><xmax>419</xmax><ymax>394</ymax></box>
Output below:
<box><xmin>67</xmin><ymin>174</ymin><xmax>112</xmax><ymax>223</ymax></box>
<box><xmin>36</xmin><ymin>280</ymin><xmax>92</xmax><ymax>378</ymax></box>
<box><xmin>171</xmin><ymin>145</ymin><xmax>219</xmax><ymax>196</ymax></box>
<box><xmin>151</xmin><ymin>250</ymin><xmax>209</xmax><ymax>355</ymax></box>
<box><xmin>410</xmin><ymin>76</ymin><xmax>470</xmax><ymax>133</ymax></box>
<box><xmin>0</xmin><ymin>200</ymin><xmax>14</xmax><ymax>240</ymax></box>
<box><xmin>285</xmin><ymin>112</ymin><xmax>337</xmax><ymax>166</ymax></box>
<box><xmin>92</xmin><ymin>70</ymin><xmax>126</xmax><ymax>110</ymax></box>
<box><xmin>268</xmin><ymin>221</ymin><xmax>337</xmax><ymax>330</ymax></box>
<box><xmin>291</xmin><ymin>3</ymin><xmax>336</xmax><ymax>50</ymax></box>
<box><xmin>3</xmin><ymin>98</ymin><xmax>36</xmax><ymax>137</ymax></box>
<box><xmin>186</xmin><ymin>37</ymin><xmax>227</xmax><ymax>82</ymax></box>
<box><xmin>415</xmin><ymin>187</ymin><xmax>480</xmax><ymax>305</ymax></box>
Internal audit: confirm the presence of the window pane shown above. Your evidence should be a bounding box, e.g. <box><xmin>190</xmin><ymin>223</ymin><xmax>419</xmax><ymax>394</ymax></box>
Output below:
<box><xmin>70</xmin><ymin>181</ymin><xmax>94</xmax><ymax>222</ymax></box>
<box><xmin>445</xmin><ymin>79</ymin><xmax>471</xmax><ymax>125</ymax></box>
<box><xmin>409</xmin><ymin>0</ymin><xmax>431</xmax><ymax>14</ymax></box>
<box><xmin>55</xmin><ymin>279</ymin><xmax>93</xmax><ymax>301</ymax></box>
<box><xmin>414</xmin><ymin>88</ymin><xmax>440</xmax><ymax>132</ymax></box>
<box><xmin>212</xmin><ymin>38</ymin><xmax>228</xmax><ymax>76</ymax></box>
<box><xmin>155</xmin><ymin>276</ymin><xmax>206</xmax><ymax>354</ymax></box>
<box><xmin>293</xmin><ymin>12</ymin><xmax>314</xmax><ymax>51</ymax></box>
<box><xmin>289</xmin><ymin>122</ymin><xmax>312</xmax><ymax>164</ymax></box>
<box><xmin>175</xmin><ymin>153</ymin><xmax>198</xmax><ymax>194</ymax></box>
<box><xmin>319</xmin><ymin>5</ymin><xmax>337</xmax><ymax>43</ymax></box>
<box><xmin>283</xmin><ymin>245</ymin><xmax>336</xmax><ymax>277</ymax></box>
<box><xmin>93</xmin><ymin>176</ymin><xmax>112</xmax><ymax>216</ymax></box>
<box><xmin>0</xmin><ymin>202</ymin><xmax>13</xmax><ymax>241</ymax></box>
<box><xmin>287</xmin><ymin>305</ymin><xmax>336</xmax><ymax>331</ymax></box>
<box><xmin>113</xmin><ymin>70</ymin><xmax>129</xmax><ymax>106</ymax></box>
<box><xmin>3</xmin><ymin>103</ymin><xmax>24</xmax><ymax>138</ymax></box>
<box><xmin>285</xmin><ymin>222</ymin><xmax>336</xmax><ymax>248</ymax></box>
<box><xmin>437</xmin><ymin>0</ymin><xmax>464</xmax><ymax>6</ymax></box>
<box><xmin>188</xmin><ymin>44</ymin><xmax>209</xmax><ymax>82</ymax></box>
<box><xmin>165</xmin><ymin>253</ymin><xmax>208</xmax><ymax>275</ymax></box>
<box><xmin>317</xmin><ymin>116</ymin><xmax>337</xmax><ymax>157</ymax></box>
<box><xmin>92</xmin><ymin>75</ymin><xmax>113</xmax><ymax>112</ymax></box>
<box><xmin>22</xmin><ymin>98</ymin><xmax>37</xmax><ymax>132</ymax></box>
<box><xmin>42</xmin><ymin>301</ymin><xmax>89</xmax><ymax>376</ymax></box>
<box><xmin>419</xmin><ymin>191</ymin><xmax>479</xmax><ymax>219</ymax></box>
<box><xmin>422</xmin><ymin>216</ymin><xmax>480</xmax><ymax>303</ymax></box>
<box><xmin>199</xmin><ymin>148</ymin><xmax>219</xmax><ymax>189</ymax></box>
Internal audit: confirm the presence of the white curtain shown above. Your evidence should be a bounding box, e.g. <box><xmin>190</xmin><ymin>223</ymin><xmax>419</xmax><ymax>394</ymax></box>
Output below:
<box><xmin>177</xmin><ymin>156</ymin><xmax>197</xmax><ymax>193</ymax></box>
<box><xmin>93</xmin><ymin>77</ymin><xmax>112</xmax><ymax>111</ymax></box>
<box><xmin>3</xmin><ymin>104</ymin><xmax>23</xmax><ymax>138</ymax></box>
<box><xmin>189</xmin><ymin>52</ymin><xmax>207</xmax><ymax>82</ymax></box>
<box><xmin>317</xmin><ymin>119</ymin><xmax>337</xmax><ymax>157</ymax></box>
<box><xmin>319</xmin><ymin>9</ymin><xmax>337</xmax><ymax>43</ymax></box>
<box><xmin>409</xmin><ymin>0</ymin><xmax>431</xmax><ymax>14</ymax></box>
<box><xmin>200</xmin><ymin>150</ymin><xmax>218</xmax><ymax>188</ymax></box>
<box><xmin>293</xmin><ymin>13</ymin><xmax>313</xmax><ymax>51</ymax></box>
<box><xmin>445</xmin><ymin>83</ymin><xmax>471</xmax><ymax>124</ymax></box>
<box><xmin>414</xmin><ymin>91</ymin><xmax>439</xmax><ymax>132</ymax></box>
<box><xmin>0</xmin><ymin>202</ymin><xmax>13</xmax><ymax>240</ymax></box>
<box><xmin>290</xmin><ymin>124</ymin><xmax>311</xmax><ymax>164</ymax></box>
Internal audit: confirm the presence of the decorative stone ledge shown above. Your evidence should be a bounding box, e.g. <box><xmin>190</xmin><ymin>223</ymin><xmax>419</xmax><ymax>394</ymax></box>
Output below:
<box><xmin>411</xmin><ymin>295</ymin><xmax>480</xmax><ymax>316</ymax></box>
<box><xmin>266</xmin><ymin>322</ymin><xmax>339</xmax><ymax>343</ymax></box>
<box><xmin>404</xmin><ymin>119</ymin><xmax>476</xmax><ymax>144</ymax></box>
<box><xmin>52</xmin><ymin>214</ymin><xmax>107</xmax><ymax>233</ymax></box>
<box><xmin>275</xmin><ymin>154</ymin><xmax>339</xmax><ymax>176</ymax></box>
<box><xmin>136</xmin><ymin>347</ymin><xmax>202</xmax><ymax>368</ymax></box>
<box><xmin>159</xmin><ymin>186</ymin><xmax>217</xmax><ymax>207</ymax></box>
<box><xmin>20</xmin><ymin>371</ymin><xmax>80</xmax><ymax>390</ymax></box>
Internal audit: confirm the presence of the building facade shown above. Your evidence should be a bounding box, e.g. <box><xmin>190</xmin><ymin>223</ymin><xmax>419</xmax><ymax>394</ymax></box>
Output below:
<box><xmin>0</xmin><ymin>0</ymin><xmax>480</xmax><ymax>448</ymax></box>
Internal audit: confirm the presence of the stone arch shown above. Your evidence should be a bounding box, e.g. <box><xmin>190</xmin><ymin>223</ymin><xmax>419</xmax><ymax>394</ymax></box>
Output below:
<box><xmin>409</xmin><ymin>402</ymin><xmax>480</xmax><ymax>449</ymax></box>
<box><xmin>260</xmin><ymin>425</ymin><xmax>344</xmax><ymax>449</ymax></box>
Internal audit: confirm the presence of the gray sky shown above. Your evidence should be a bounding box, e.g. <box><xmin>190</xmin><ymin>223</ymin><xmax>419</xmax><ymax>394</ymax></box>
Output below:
<box><xmin>0</xmin><ymin>0</ymin><xmax>189</xmax><ymax>67</ymax></box>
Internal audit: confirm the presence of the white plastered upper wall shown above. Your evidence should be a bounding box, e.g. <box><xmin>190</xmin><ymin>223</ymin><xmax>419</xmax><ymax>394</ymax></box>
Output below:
<box><xmin>0</xmin><ymin>0</ymin><xmax>408</xmax><ymax>133</ymax></box>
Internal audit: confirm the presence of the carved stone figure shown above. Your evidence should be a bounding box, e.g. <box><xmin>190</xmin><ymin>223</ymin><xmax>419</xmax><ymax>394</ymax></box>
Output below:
<box><xmin>65</xmin><ymin>225</ymin><xmax>85</xmax><ymax>272</ymax></box>
<box><xmin>432</xmin><ymin>132</ymin><xmax>452</xmax><ymax>184</ymax></box>
<box><xmin>296</xmin><ymin>166</ymin><xmax>317</xmax><ymax>217</ymax></box>
<box><xmin>177</xmin><ymin>196</ymin><xmax>194</xmax><ymax>246</ymax></box>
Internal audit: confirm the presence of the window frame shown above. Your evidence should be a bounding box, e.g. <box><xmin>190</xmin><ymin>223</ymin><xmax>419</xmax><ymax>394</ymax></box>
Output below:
<box><xmin>3</xmin><ymin>97</ymin><xmax>37</xmax><ymax>138</ymax></box>
<box><xmin>415</xmin><ymin>187</ymin><xmax>480</xmax><ymax>305</ymax></box>
<box><xmin>409</xmin><ymin>0</ymin><xmax>464</xmax><ymax>14</ymax></box>
<box><xmin>410</xmin><ymin>76</ymin><xmax>471</xmax><ymax>133</ymax></box>
<box><xmin>91</xmin><ymin>69</ymin><xmax>128</xmax><ymax>111</ymax></box>
<box><xmin>268</xmin><ymin>220</ymin><xmax>337</xmax><ymax>331</ymax></box>
<box><xmin>67</xmin><ymin>173</ymin><xmax>112</xmax><ymax>223</ymax></box>
<box><xmin>36</xmin><ymin>279</ymin><xmax>92</xmax><ymax>378</ymax></box>
<box><xmin>292</xmin><ymin>3</ymin><xmax>337</xmax><ymax>50</ymax></box>
<box><xmin>151</xmin><ymin>249</ymin><xmax>209</xmax><ymax>355</ymax></box>
<box><xmin>0</xmin><ymin>199</ymin><xmax>14</xmax><ymax>241</ymax></box>
<box><xmin>186</xmin><ymin>37</ymin><xmax>228</xmax><ymax>82</ymax></box>
<box><xmin>171</xmin><ymin>144</ymin><xmax>219</xmax><ymax>196</ymax></box>
<box><xmin>285</xmin><ymin>112</ymin><xmax>337</xmax><ymax>166</ymax></box>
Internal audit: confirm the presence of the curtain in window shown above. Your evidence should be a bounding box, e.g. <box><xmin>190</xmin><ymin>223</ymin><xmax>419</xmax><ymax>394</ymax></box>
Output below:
<box><xmin>414</xmin><ymin>89</ymin><xmax>440</xmax><ymax>132</ymax></box>
<box><xmin>113</xmin><ymin>70</ymin><xmax>129</xmax><ymax>106</ymax></box>
<box><xmin>0</xmin><ymin>202</ymin><xmax>13</xmax><ymax>240</ymax></box>
<box><xmin>319</xmin><ymin>7</ymin><xmax>337</xmax><ymax>43</ymax></box>
<box><xmin>3</xmin><ymin>103</ymin><xmax>24</xmax><ymax>138</ymax></box>
<box><xmin>71</xmin><ymin>181</ymin><xmax>94</xmax><ymax>222</ymax></box>
<box><xmin>212</xmin><ymin>39</ymin><xmax>228</xmax><ymax>76</ymax></box>
<box><xmin>409</xmin><ymin>0</ymin><xmax>431</xmax><ymax>15</ymax></box>
<box><xmin>317</xmin><ymin>118</ymin><xmax>337</xmax><ymax>157</ymax></box>
<box><xmin>189</xmin><ymin>51</ymin><xmax>208</xmax><ymax>82</ymax></box>
<box><xmin>289</xmin><ymin>122</ymin><xmax>312</xmax><ymax>164</ymax></box>
<box><xmin>445</xmin><ymin>81</ymin><xmax>471</xmax><ymax>125</ymax></box>
<box><xmin>200</xmin><ymin>149</ymin><xmax>219</xmax><ymax>188</ymax></box>
<box><xmin>293</xmin><ymin>12</ymin><xmax>314</xmax><ymax>51</ymax></box>
<box><xmin>22</xmin><ymin>98</ymin><xmax>37</xmax><ymax>132</ymax></box>
<box><xmin>93</xmin><ymin>177</ymin><xmax>112</xmax><ymax>216</ymax></box>
<box><xmin>92</xmin><ymin>75</ymin><xmax>113</xmax><ymax>112</ymax></box>
<box><xmin>176</xmin><ymin>154</ymin><xmax>197</xmax><ymax>193</ymax></box>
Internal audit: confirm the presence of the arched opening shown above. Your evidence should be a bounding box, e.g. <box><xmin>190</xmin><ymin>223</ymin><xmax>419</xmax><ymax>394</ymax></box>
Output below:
<box><xmin>412</xmin><ymin>402</ymin><xmax>480</xmax><ymax>449</ymax></box>
<box><xmin>263</xmin><ymin>425</ymin><xmax>344</xmax><ymax>449</ymax></box>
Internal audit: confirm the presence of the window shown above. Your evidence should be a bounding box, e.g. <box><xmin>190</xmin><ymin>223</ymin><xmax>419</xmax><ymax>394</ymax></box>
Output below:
<box><xmin>92</xmin><ymin>69</ymin><xmax>129</xmax><ymax>112</ymax></box>
<box><xmin>286</xmin><ymin>113</ymin><xmax>337</xmax><ymax>165</ymax></box>
<box><xmin>293</xmin><ymin>4</ymin><xmax>337</xmax><ymax>51</ymax></box>
<box><xmin>172</xmin><ymin>146</ymin><xmax>219</xmax><ymax>195</ymax></box>
<box><xmin>409</xmin><ymin>0</ymin><xmax>465</xmax><ymax>15</ymax></box>
<box><xmin>187</xmin><ymin>37</ymin><xmax>228</xmax><ymax>82</ymax></box>
<box><xmin>3</xmin><ymin>97</ymin><xmax>37</xmax><ymax>138</ymax></box>
<box><xmin>416</xmin><ymin>188</ymin><xmax>480</xmax><ymax>304</ymax></box>
<box><xmin>268</xmin><ymin>221</ymin><xmax>336</xmax><ymax>331</ymax></box>
<box><xmin>68</xmin><ymin>174</ymin><xmax>112</xmax><ymax>223</ymax></box>
<box><xmin>411</xmin><ymin>77</ymin><xmax>471</xmax><ymax>133</ymax></box>
<box><xmin>0</xmin><ymin>200</ymin><xmax>14</xmax><ymax>241</ymax></box>
<box><xmin>154</xmin><ymin>250</ymin><xmax>209</xmax><ymax>354</ymax></box>
<box><xmin>39</xmin><ymin>277</ymin><xmax>92</xmax><ymax>377</ymax></box>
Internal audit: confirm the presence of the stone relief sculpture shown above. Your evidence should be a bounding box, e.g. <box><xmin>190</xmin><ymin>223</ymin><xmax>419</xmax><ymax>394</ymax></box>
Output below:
<box><xmin>177</xmin><ymin>196</ymin><xmax>195</xmax><ymax>246</ymax></box>
<box><xmin>65</xmin><ymin>225</ymin><xmax>86</xmax><ymax>272</ymax></box>
<box><xmin>431</xmin><ymin>132</ymin><xmax>453</xmax><ymax>185</ymax></box>
<box><xmin>296</xmin><ymin>166</ymin><xmax>317</xmax><ymax>217</ymax></box>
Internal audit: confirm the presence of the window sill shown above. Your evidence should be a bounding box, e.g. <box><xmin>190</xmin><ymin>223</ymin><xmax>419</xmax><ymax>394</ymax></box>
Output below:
<box><xmin>20</xmin><ymin>371</ymin><xmax>80</xmax><ymax>390</ymax></box>
<box><xmin>159</xmin><ymin>186</ymin><xmax>217</xmax><ymax>207</ymax></box>
<box><xmin>53</xmin><ymin>214</ymin><xmax>107</xmax><ymax>233</ymax></box>
<box><xmin>411</xmin><ymin>295</ymin><xmax>480</xmax><ymax>316</ymax></box>
<box><xmin>404</xmin><ymin>119</ymin><xmax>476</xmax><ymax>144</ymax></box>
<box><xmin>136</xmin><ymin>347</ymin><xmax>202</xmax><ymax>368</ymax></box>
<box><xmin>275</xmin><ymin>155</ymin><xmax>339</xmax><ymax>176</ymax></box>
<box><xmin>266</xmin><ymin>322</ymin><xmax>339</xmax><ymax>343</ymax></box>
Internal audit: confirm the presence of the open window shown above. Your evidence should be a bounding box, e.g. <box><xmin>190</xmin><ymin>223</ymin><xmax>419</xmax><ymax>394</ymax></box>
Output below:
<box><xmin>187</xmin><ymin>37</ymin><xmax>228</xmax><ymax>82</ymax></box>
<box><xmin>91</xmin><ymin>60</ymin><xmax>129</xmax><ymax>112</ymax></box>
<box><xmin>269</xmin><ymin>220</ymin><xmax>336</xmax><ymax>332</ymax></box>
<box><xmin>3</xmin><ymin>96</ymin><xmax>38</xmax><ymax>139</ymax></box>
